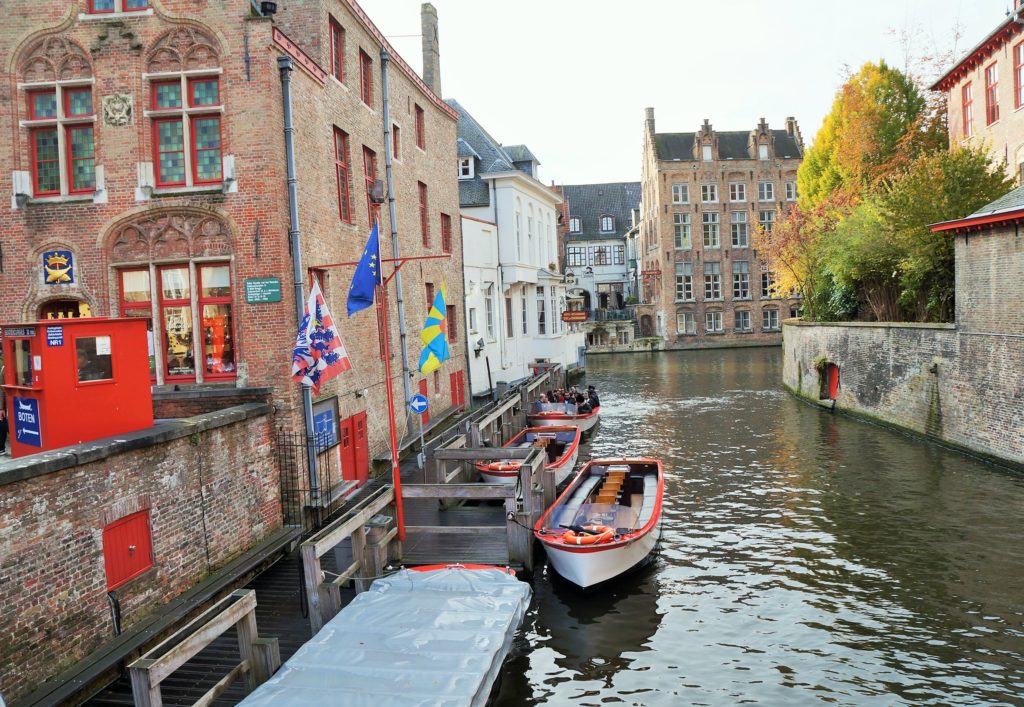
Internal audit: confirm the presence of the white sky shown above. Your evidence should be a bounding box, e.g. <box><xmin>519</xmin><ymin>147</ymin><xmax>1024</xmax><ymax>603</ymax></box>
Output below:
<box><xmin>356</xmin><ymin>0</ymin><xmax>1003</xmax><ymax>185</ymax></box>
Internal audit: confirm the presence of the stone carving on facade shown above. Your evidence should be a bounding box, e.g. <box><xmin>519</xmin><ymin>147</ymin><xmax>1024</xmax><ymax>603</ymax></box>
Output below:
<box><xmin>146</xmin><ymin>26</ymin><xmax>220</xmax><ymax>74</ymax></box>
<box><xmin>102</xmin><ymin>94</ymin><xmax>133</xmax><ymax>127</ymax></box>
<box><xmin>109</xmin><ymin>211</ymin><xmax>232</xmax><ymax>263</ymax></box>
<box><xmin>19</xmin><ymin>35</ymin><xmax>92</xmax><ymax>82</ymax></box>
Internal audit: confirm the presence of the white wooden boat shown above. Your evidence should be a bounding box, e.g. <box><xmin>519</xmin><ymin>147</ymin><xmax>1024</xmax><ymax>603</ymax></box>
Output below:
<box><xmin>527</xmin><ymin>402</ymin><xmax>600</xmax><ymax>434</ymax></box>
<box><xmin>475</xmin><ymin>425</ymin><xmax>582</xmax><ymax>487</ymax></box>
<box><xmin>534</xmin><ymin>458</ymin><xmax>663</xmax><ymax>589</ymax></box>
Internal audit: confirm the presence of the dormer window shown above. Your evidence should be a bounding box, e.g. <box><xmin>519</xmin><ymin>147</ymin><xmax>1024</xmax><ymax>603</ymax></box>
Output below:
<box><xmin>599</xmin><ymin>215</ymin><xmax>614</xmax><ymax>233</ymax></box>
<box><xmin>458</xmin><ymin>158</ymin><xmax>473</xmax><ymax>179</ymax></box>
<box><xmin>758</xmin><ymin>144</ymin><xmax>769</xmax><ymax>160</ymax></box>
<box><xmin>569</xmin><ymin>217</ymin><xmax>581</xmax><ymax>233</ymax></box>
<box><xmin>701</xmin><ymin>144</ymin><xmax>713</xmax><ymax>161</ymax></box>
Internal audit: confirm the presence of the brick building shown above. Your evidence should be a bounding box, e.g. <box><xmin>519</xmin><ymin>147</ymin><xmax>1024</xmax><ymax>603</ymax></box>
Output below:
<box><xmin>637</xmin><ymin>108</ymin><xmax>804</xmax><ymax>346</ymax></box>
<box><xmin>0</xmin><ymin>0</ymin><xmax>465</xmax><ymax>483</ymax></box>
<box><xmin>933</xmin><ymin>0</ymin><xmax>1024</xmax><ymax>181</ymax></box>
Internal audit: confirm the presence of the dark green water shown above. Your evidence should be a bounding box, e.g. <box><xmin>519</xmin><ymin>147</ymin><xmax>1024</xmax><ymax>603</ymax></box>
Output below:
<box><xmin>494</xmin><ymin>347</ymin><xmax>1024</xmax><ymax>706</ymax></box>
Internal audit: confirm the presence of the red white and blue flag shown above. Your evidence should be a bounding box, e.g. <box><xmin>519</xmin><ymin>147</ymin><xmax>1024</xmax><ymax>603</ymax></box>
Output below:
<box><xmin>291</xmin><ymin>280</ymin><xmax>352</xmax><ymax>394</ymax></box>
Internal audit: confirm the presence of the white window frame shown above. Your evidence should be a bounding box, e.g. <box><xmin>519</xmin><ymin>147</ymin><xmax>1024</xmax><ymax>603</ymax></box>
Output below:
<box><xmin>735</xmin><ymin>310</ymin><xmax>752</xmax><ymax>332</ymax></box>
<box><xmin>676</xmin><ymin>311</ymin><xmax>695</xmax><ymax>335</ymax></box>
<box><xmin>705</xmin><ymin>310</ymin><xmax>723</xmax><ymax>333</ymax></box>
<box><xmin>758</xmin><ymin>144</ymin><xmax>769</xmax><ymax>160</ymax></box>
<box><xmin>468</xmin><ymin>306</ymin><xmax>478</xmax><ymax>333</ymax></box>
<box><xmin>785</xmin><ymin>181</ymin><xmax>797</xmax><ymax>201</ymax></box>
<box><xmin>704</xmin><ymin>261</ymin><xmax>721</xmax><ymax>300</ymax></box>
<box><xmin>701</xmin><ymin>144</ymin><xmax>713</xmax><ymax>161</ymax></box>
<box><xmin>599</xmin><ymin>215</ymin><xmax>615</xmax><ymax>233</ymax></box>
<box><xmin>567</xmin><ymin>246</ymin><xmax>586</xmax><ymax>267</ymax></box>
<box><xmin>700</xmin><ymin>183</ymin><xmax>718</xmax><ymax>203</ymax></box>
<box><xmin>702</xmin><ymin>212</ymin><xmax>720</xmax><ymax>248</ymax></box>
<box><xmin>458</xmin><ymin>157</ymin><xmax>473</xmax><ymax>179</ymax></box>
<box><xmin>759</xmin><ymin>210</ymin><xmax>775</xmax><ymax>233</ymax></box>
<box><xmin>729</xmin><ymin>182</ymin><xmax>746</xmax><ymax>202</ymax></box>
<box><xmin>732</xmin><ymin>260</ymin><xmax>750</xmax><ymax>300</ymax></box>
<box><xmin>758</xmin><ymin>181</ymin><xmax>775</xmax><ymax>202</ymax></box>
<box><xmin>22</xmin><ymin>80</ymin><xmax>99</xmax><ymax>198</ymax></box>
<box><xmin>568</xmin><ymin>216</ymin><xmax>581</xmax><ymax>233</ymax></box>
<box><xmin>484</xmin><ymin>284</ymin><xmax>495</xmax><ymax>340</ymax></box>
<box><xmin>731</xmin><ymin>211</ymin><xmax>748</xmax><ymax>247</ymax></box>
<box><xmin>672</xmin><ymin>183</ymin><xmax>689</xmax><ymax>204</ymax></box>
<box><xmin>762</xmin><ymin>308</ymin><xmax>780</xmax><ymax>331</ymax></box>
<box><xmin>673</xmin><ymin>213</ymin><xmax>691</xmax><ymax>249</ymax></box>
<box><xmin>675</xmin><ymin>262</ymin><xmax>693</xmax><ymax>301</ymax></box>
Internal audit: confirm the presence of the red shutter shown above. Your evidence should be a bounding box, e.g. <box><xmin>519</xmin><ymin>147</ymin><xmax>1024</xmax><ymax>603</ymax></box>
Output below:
<box><xmin>103</xmin><ymin>510</ymin><xmax>153</xmax><ymax>591</ymax></box>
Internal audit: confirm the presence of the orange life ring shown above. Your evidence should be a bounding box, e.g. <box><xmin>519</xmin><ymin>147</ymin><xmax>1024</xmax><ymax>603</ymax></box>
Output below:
<box><xmin>560</xmin><ymin>525</ymin><xmax>615</xmax><ymax>545</ymax></box>
<box><xmin>485</xmin><ymin>461</ymin><xmax>521</xmax><ymax>471</ymax></box>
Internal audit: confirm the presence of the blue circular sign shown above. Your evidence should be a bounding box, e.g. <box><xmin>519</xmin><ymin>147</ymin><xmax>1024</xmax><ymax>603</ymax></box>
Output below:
<box><xmin>408</xmin><ymin>393</ymin><xmax>429</xmax><ymax>414</ymax></box>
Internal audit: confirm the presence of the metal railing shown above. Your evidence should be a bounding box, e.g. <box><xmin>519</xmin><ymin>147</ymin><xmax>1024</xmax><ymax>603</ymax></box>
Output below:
<box><xmin>277</xmin><ymin>430</ymin><xmax>345</xmax><ymax>532</ymax></box>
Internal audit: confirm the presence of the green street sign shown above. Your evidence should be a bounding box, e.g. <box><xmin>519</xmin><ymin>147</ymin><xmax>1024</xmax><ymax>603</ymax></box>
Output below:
<box><xmin>245</xmin><ymin>277</ymin><xmax>283</xmax><ymax>304</ymax></box>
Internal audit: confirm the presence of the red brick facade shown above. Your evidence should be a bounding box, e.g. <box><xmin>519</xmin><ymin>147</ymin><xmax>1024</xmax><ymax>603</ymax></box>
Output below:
<box><xmin>0</xmin><ymin>0</ymin><xmax>465</xmax><ymax>469</ymax></box>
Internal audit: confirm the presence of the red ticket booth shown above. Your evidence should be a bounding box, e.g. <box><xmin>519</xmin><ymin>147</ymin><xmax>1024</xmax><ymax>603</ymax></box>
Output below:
<box><xmin>2</xmin><ymin>318</ymin><xmax>153</xmax><ymax>458</ymax></box>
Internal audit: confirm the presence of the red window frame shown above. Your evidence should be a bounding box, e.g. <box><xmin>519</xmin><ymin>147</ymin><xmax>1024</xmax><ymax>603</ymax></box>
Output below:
<box><xmin>30</xmin><ymin>127</ymin><xmax>60</xmax><ymax>196</ymax></box>
<box><xmin>359</xmin><ymin>50</ymin><xmax>372</xmax><ymax>105</ymax></box>
<box><xmin>88</xmin><ymin>0</ymin><xmax>116</xmax><ymax>14</ymax></box>
<box><xmin>66</xmin><ymin>125</ymin><xmax>95</xmax><ymax>194</ymax></box>
<box><xmin>962</xmin><ymin>82</ymin><xmax>973</xmax><ymax>137</ymax></box>
<box><xmin>27</xmin><ymin>88</ymin><xmax>57</xmax><ymax>120</ymax></box>
<box><xmin>985</xmin><ymin>62</ymin><xmax>999</xmax><ymax>125</ymax></box>
<box><xmin>189</xmin><ymin>114</ymin><xmax>223</xmax><ymax>185</ymax></box>
<box><xmin>335</xmin><ymin>128</ymin><xmax>352</xmax><ymax>223</ymax></box>
<box><xmin>103</xmin><ymin>510</ymin><xmax>154</xmax><ymax>591</ymax></box>
<box><xmin>158</xmin><ymin>265</ymin><xmax>194</xmax><ymax>381</ymax></box>
<box><xmin>392</xmin><ymin>124</ymin><xmax>400</xmax><ymax>160</ymax></box>
<box><xmin>1016</xmin><ymin>43</ymin><xmax>1024</xmax><ymax>109</ymax></box>
<box><xmin>440</xmin><ymin>213</ymin><xmax>452</xmax><ymax>254</ymax></box>
<box><xmin>119</xmin><ymin>268</ymin><xmax>155</xmax><ymax>380</ymax></box>
<box><xmin>197</xmin><ymin>263</ymin><xmax>236</xmax><ymax>381</ymax></box>
<box><xmin>415</xmin><ymin>104</ymin><xmax>425</xmax><ymax>149</ymax></box>
<box><xmin>152</xmin><ymin>117</ymin><xmax>186</xmax><ymax>187</ymax></box>
<box><xmin>418</xmin><ymin>181</ymin><xmax>429</xmax><ymax>247</ymax></box>
<box><xmin>363</xmin><ymin>146</ymin><xmax>377</xmax><ymax>224</ymax></box>
<box><xmin>329</xmin><ymin>17</ymin><xmax>345</xmax><ymax>82</ymax></box>
<box><xmin>124</xmin><ymin>0</ymin><xmax>150</xmax><ymax>11</ymax></box>
<box><xmin>186</xmin><ymin>76</ymin><xmax>220</xmax><ymax>108</ymax></box>
<box><xmin>446</xmin><ymin>304</ymin><xmax>457</xmax><ymax>342</ymax></box>
<box><xmin>150</xmin><ymin>79</ymin><xmax>181</xmax><ymax>110</ymax></box>
<box><xmin>425</xmin><ymin>282</ymin><xmax>435</xmax><ymax>313</ymax></box>
<box><xmin>63</xmin><ymin>86</ymin><xmax>94</xmax><ymax>117</ymax></box>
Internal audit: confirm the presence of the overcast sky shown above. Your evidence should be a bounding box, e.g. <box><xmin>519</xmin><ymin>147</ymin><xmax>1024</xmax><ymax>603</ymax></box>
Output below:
<box><xmin>356</xmin><ymin>0</ymin><xmax>1003</xmax><ymax>186</ymax></box>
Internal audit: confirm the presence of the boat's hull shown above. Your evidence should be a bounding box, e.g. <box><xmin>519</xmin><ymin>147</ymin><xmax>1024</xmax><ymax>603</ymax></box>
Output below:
<box><xmin>476</xmin><ymin>426</ymin><xmax>582</xmax><ymax>484</ymax></box>
<box><xmin>541</xmin><ymin>520</ymin><xmax>661</xmax><ymax>588</ymax></box>
<box><xmin>527</xmin><ymin>408</ymin><xmax>599</xmax><ymax>433</ymax></box>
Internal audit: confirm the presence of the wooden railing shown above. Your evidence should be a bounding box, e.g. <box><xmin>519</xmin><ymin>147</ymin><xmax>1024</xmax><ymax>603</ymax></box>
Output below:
<box><xmin>127</xmin><ymin>589</ymin><xmax>279</xmax><ymax>707</ymax></box>
<box><xmin>299</xmin><ymin>485</ymin><xmax>398</xmax><ymax>634</ymax></box>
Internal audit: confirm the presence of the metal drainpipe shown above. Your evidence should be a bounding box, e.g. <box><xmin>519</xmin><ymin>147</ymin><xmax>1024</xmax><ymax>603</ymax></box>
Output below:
<box><xmin>278</xmin><ymin>55</ymin><xmax>319</xmax><ymax>498</ymax></box>
<box><xmin>380</xmin><ymin>49</ymin><xmax>414</xmax><ymax>422</ymax></box>
<box><xmin>492</xmin><ymin>179</ymin><xmax>507</xmax><ymax>371</ymax></box>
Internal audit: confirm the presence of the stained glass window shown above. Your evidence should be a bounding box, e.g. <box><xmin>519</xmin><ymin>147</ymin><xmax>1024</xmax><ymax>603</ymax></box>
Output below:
<box><xmin>156</xmin><ymin>120</ymin><xmax>186</xmax><ymax>185</ymax></box>
<box><xmin>68</xmin><ymin>126</ymin><xmax>96</xmax><ymax>192</ymax></box>
<box><xmin>192</xmin><ymin>117</ymin><xmax>222</xmax><ymax>182</ymax></box>
<box><xmin>32</xmin><ymin>129</ymin><xmax>60</xmax><ymax>194</ymax></box>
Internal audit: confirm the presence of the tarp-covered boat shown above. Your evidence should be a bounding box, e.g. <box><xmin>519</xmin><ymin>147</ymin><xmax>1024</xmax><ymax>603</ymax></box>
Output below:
<box><xmin>475</xmin><ymin>425</ymin><xmax>582</xmax><ymax>486</ymax></box>
<box><xmin>534</xmin><ymin>458</ymin><xmax>663</xmax><ymax>588</ymax></box>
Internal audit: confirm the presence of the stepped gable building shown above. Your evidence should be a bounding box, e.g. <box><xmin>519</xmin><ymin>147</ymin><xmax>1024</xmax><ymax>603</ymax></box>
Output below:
<box><xmin>933</xmin><ymin>0</ymin><xmax>1024</xmax><ymax>181</ymax></box>
<box><xmin>447</xmin><ymin>99</ymin><xmax>584</xmax><ymax>398</ymax></box>
<box><xmin>638</xmin><ymin>108</ymin><xmax>804</xmax><ymax>347</ymax></box>
<box><xmin>0</xmin><ymin>1</ymin><xmax>464</xmax><ymax>698</ymax></box>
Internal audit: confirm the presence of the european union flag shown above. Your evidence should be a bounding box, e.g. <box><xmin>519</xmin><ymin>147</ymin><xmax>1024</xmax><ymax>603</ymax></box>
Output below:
<box><xmin>347</xmin><ymin>220</ymin><xmax>382</xmax><ymax>316</ymax></box>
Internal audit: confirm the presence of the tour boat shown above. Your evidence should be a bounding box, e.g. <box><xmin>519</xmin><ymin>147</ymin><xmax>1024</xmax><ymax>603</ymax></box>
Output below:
<box><xmin>475</xmin><ymin>425</ymin><xmax>582</xmax><ymax>487</ymax></box>
<box><xmin>534</xmin><ymin>458</ymin><xmax>663</xmax><ymax>589</ymax></box>
<box><xmin>527</xmin><ymin>402</ymin><xmax>600</xmax><ymax>434</ymax></box>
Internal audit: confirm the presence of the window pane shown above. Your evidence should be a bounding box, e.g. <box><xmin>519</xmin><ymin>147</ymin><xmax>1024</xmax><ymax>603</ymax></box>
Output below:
<box><xmin>200</xmin><ymin>265</ymin><xmax>231</xmax><ymax>298</ymax></box>
<box><xmin>190</xmin><ymin>79</ymin><xmax>219</xmax><ymax>106</ymax></box>
<box><xmin>157</xmin><ymin>120</ymin><xmax>185</xmax><ymax>183</ymax></box>
<box><xmin>163</xmin><ymin>306</ymin><xmax>195</xmax><ymax>377</ymax></box>
<box><xmin>126</xmin><ymin>0</ymin><xmax>149</xmax><ymax>9</ymax></box>
<box><xmin>202</xmin><ymin>304</ymin><xmax>235</xmax><ymax>375</ymax></box>
<box><xmin>14</xmin><ymin>340</ymin><xmax>33</xmax><ymax>387</ymax></box>
<box><xmin>123</xmin><ymin>309</ymin><xmax>156</xmax><ymax>377</ymax></box>
<box><xmin>33</xmin><ymin>129</ymin><xmax>60</xmax><ymax>193</ymax></box>
<box><xmin>121</xmin><ymin>270</ymin><xmax>151</xmax><ymax>303</ymax></box>
<box><xmin>66</xmin><ymin>88</ymin><xmax>93</xmax><ymax>116</ymax></box>
<box><xmin>91</xmin><ymin>0</ymin><xmax>115</xmax><ymax>9</ymax></box>
<box><xmin>69</xmin><ymin>127</ymin><xmax>96</xmax><ymax>191</ymax></box>
<box><xmin>31</xmin><ymin>90</ymin><xmax>57</xmax><ymax>118</ymax></box>
<box><xmin>154</xmin><ymin>82</ymin><xmax>182</xmax><ymax>109</ymax></box>
<box><xmin>76</xmin><ymin>336</ymin><xmax>114</xmax><ymax>382</ymax></box>
<box><xmin>193</xmin><ymin>117</ymin><xmax>222</xmax><ymax>182</ymax></box>
<box><xmin>161</xmin><ymin>267</ymin><xmax>190</xmax><ymax>300</ymax></box>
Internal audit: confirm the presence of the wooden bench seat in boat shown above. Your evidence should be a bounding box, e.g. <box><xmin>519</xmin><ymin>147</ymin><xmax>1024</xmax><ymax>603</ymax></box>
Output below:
<box><xmin>634</xmin><ymin>473</ymin><xmax>659</xmax><ymax>527</ymax></box>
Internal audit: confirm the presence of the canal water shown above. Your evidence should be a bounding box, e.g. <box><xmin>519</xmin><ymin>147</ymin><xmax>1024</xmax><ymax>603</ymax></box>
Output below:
<box><xmin>493</xmin><ymin>347</ymin><xmax>1024</xmax><ymax>706</ymax></box>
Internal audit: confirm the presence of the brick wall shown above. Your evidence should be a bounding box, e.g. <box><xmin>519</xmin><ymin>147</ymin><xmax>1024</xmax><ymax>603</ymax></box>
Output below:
<box><xmin>782</xmin><ymin>321</ymin><xmax>1024</xmax><ymax>467</ymax></box>
<box><xmin>152</xmin><ymin>386</ymin><xmax>273</xmax><ymax>419</ymax></box>
<box><xmin>0</xmin><ymin>403</ymin><xmax>280</xmax><ymax>701</ymax></box>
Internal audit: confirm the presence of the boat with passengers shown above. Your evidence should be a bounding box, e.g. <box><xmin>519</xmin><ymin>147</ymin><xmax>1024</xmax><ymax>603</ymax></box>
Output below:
<box><xmin>534</xmin><ymin>458</ymin><xmax>663</xmax><ymax>588</ymax></box>
<box><xmin>475</xmin><ymin>425</ymin><xmax>582</xmax><ymax>486</ymax></box>
<box><xmin>526</xmin><ymin>401</ymin><xmax>600</xmax><ymax>434</ymax></box>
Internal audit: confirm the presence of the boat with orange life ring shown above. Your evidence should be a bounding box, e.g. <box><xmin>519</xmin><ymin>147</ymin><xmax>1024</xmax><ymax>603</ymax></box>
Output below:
<box><xmin>534</xmin><ymin>458</ymin><xmax>664</xmax><ymax>588</ymax></box>
<box><xmin>475</xmin><ymin>425</ymin><xmax>582</xmax><ymax>486</ymax></box>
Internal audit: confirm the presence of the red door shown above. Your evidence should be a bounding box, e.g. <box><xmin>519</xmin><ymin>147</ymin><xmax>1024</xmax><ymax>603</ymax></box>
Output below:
<box><xmin>418</xmin><ymin>378</ymin><xmax>429</xmax><ymax>425</ymax></box>
<box><xmin>353</xmin><ymin>412</ymin><xmax>368</xmax><ymax>485</ymax></box>
<box><xmin>827</xmin><ymin>364</ymin><xmax>840</xmax><ymax>399</ymax></box>
<box><xmin>450</xmin><ymin>370</ymin><xmax>466</xmax><ymax>409</ymax></box>
<box><xmin>339</xmin><ymin>416</ymin><xmax>357</xmax><ymax>482</ymax></box>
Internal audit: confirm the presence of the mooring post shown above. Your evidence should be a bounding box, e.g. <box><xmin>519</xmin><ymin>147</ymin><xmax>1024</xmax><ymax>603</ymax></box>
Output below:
<box><xmin>361</xmin><ymin>514</ymin><xmax>391</xmax><ymax>591</ymax></box>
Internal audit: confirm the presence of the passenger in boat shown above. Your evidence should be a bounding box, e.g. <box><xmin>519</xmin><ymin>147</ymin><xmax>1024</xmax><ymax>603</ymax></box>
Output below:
<box><xmin>587</xmin><ymin>385</ymin><xmax>600</xmax><ymax>408</ymax></box>
<box><xmin>575</xmin><ymin>393</ymin><xmax>592</xmax><ymax>414</ymax></box>
<box><xmin>532</xmin><ymin>394</ymin><xmax>549</xmax><ymax>413</ymax></box>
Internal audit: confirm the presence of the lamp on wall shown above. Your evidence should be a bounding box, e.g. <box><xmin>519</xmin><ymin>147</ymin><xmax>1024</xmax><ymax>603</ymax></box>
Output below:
<box><xmin>260</xmin><ymin>1</ymin><xmax>278</xmax><ymax>16</ymax></box>
<box><xmin>473</xmin><ymin>338</ymin><xmax>485</xmax><ymax>358</ymax></box>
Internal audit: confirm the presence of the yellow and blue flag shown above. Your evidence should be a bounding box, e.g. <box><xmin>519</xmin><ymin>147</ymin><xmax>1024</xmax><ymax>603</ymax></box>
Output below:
<box><xmin>347</xmin><ymin>220</ymin><xmax>382</xmax><ymax>317</ymax></box>
<box><xmin>418</xmin><ymin>284</ymin><xmax>451</xmax><ymax>374</ymax></box>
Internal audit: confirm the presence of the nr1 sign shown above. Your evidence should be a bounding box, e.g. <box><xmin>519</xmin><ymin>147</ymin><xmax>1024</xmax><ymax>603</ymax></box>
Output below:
<box><xmin>46</xmin><ymin>325</ymin><xmax>64</xmax><ymax>347</ymax></box>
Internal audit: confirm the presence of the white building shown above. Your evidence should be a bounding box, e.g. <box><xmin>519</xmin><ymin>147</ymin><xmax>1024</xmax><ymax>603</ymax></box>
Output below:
<box><xmin>448</xmin><ymin>100</ymin><xmax>585</xmax><ymax>398</ymax></box>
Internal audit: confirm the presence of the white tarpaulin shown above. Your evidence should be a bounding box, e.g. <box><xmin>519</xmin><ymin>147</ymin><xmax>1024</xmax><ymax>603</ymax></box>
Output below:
<box><xmin>239</xmin><ymin>567</ymin><xmax>531</xmax><ymax>707</ymax></box>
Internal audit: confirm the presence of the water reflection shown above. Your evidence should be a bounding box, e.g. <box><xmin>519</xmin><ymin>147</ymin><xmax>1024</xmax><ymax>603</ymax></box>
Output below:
<box><xmin>495</xmin><ymin>348</ymin><xmax>1024</xmax><ymax>705</ymax></box>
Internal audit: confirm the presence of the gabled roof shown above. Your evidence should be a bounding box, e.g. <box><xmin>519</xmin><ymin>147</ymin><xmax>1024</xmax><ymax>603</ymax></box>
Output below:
<box><xmin>932</xmin><ymin>17</ymin><xmax>1020</xmax><ymax>92</ymax></box>
<box><xmin>504</xmin><ymin>145</ymin><xmax>538</xmax><ymax>164</ymax></box>
<box><xmin>456</xmin><ymin>138</ymin><xmax>479</xmax><ymax>160</ymax></box>
<box><xmin>446</xmin><ymin>99</ymin><xmax>516</xmax><ymax>174</ymax></box>
<box><xmin>654</xmin><ymin>129</ymin><xmax>802</xmax><ymax>161</ymax></box>
<box><xmin>562</xmin><ymin>182</ymin><xmax>641</xmax><ymax>241</ymax></box>
<box><xmin>930</xmin><ymin>185</ymin><xmax>1024</xmax><ymax>233</ymax></box>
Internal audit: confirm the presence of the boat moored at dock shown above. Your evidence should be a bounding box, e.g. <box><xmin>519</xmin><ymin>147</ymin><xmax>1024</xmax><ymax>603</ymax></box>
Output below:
<box><xmin>475</xmin><ymin>425</ymin><xmax>582</xmax><ymax>486</ymax></box>
<box><xmin>534</xmin><ymin>459</ymin><xmax>663</xmax><ymax>589</ymax></box>
<box><xmin>527</xmin><ymin>402</ymin><xmax>600</xmax><ymax>434</ymax></box>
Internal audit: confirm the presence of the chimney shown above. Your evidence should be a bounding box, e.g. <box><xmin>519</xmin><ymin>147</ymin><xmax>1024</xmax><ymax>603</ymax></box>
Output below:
<box><xmin>644</xmin><ymin>106</ymin><xmax>655</xmax><ymax>133</ymax></box>
<box><xmin>785</xmin><ymin>116</ymin><xmax>805</xmax><ymax>152</ymax></box>
<box><xmin>421</xmin><ymin>3</ymin><xmax>441</xmax><ymax>96</ymax></box>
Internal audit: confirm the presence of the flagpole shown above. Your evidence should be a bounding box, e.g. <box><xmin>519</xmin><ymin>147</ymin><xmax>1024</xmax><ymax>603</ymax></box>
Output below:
<box><xmin>376</xmin><ymin>282</ymin><xmax>406</xmax><ymax>541</ymax></box>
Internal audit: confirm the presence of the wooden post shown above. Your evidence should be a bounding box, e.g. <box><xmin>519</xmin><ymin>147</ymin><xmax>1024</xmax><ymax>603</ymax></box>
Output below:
<box><xmin>129</xmin><ymin>660</ymin><xmax>161</xmax><ymax>707</ymax></box>
<box><xmin>361</xmin><ymin>514</ymin><xmax>391</xmax><ymax>590</ymax></box>
<box><xmin>351</xmin><ymin>524</ymin><xmax>369</xmax><ymax>593</ymax></box>
<box><xmin>300</xmin><ymin>543</ymin><xmax>325</xmax><ymax>634</ymax></box>
<box><xmin>235</xmin><ymin>609</ymin><xmax>260</xmax><ymax>691</ymax></box>
<box><xmin>251</xmin><ymin>638</ymin><xmax>281</xmax><ymax>681</ymax></box>
<box><xmin>469</xmin><ymin>422</ymin><xmax>483</xmax><ymax>448</ymax></box>
<box><xmin>512</xmin><ymin>510</ymin><xmax>533</xmax><ymax>571</ymax></box>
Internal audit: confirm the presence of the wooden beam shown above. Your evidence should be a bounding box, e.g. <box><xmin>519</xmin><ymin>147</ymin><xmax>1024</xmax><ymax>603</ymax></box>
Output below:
<box><xmin>404</xmin><ymin>525</ymin><xmax>506</xmax><ymax>535</ymax></box>
<box><xmin>300</xmin><ymin>543</ymin><xmax>325</xmax><ymax>634</ymax></box>
<box><xmin>401</xmin><ymin>483</ymin><xmax>516</xmax><ymax>499</ymax></box>
<box><xmin>305</xmin><ymin>488</ymin><xmax>395</xmax><ymax>557</ymax></box>
<box><xmin>193</xmin><ymin>661</ymin><xmax>249</xmax><ymax>707</ymax></box>
<box><xmin>433</xmin><ymin>447</ymin><xmax>534</xmax><ymax>461</ymax></box>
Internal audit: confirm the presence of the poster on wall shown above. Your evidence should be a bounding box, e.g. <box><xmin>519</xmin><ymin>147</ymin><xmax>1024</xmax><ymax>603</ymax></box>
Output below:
<box><xmin>312</xmin><ymin>396</ymin><xmax>340</xmax><ymax>450</ymax></box>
